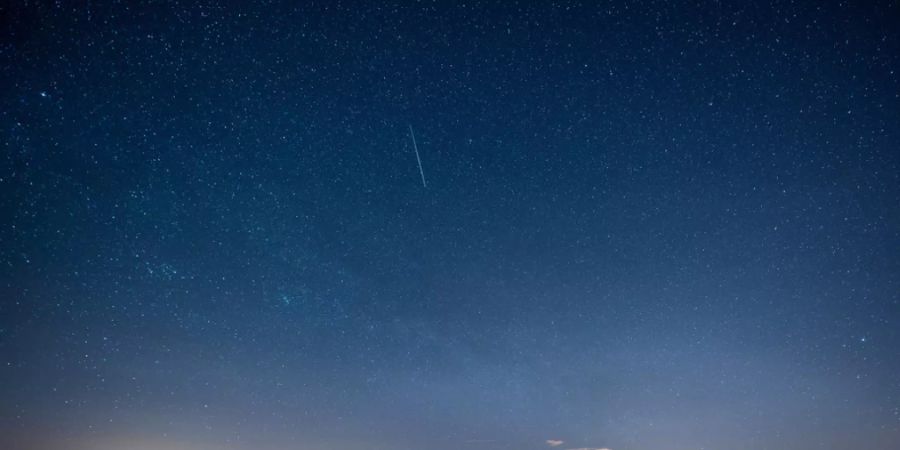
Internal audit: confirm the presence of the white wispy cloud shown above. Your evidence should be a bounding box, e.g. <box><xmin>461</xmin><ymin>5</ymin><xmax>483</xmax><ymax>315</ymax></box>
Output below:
<box><xmin>546</xmin><ymin>440</ymin><xmax>565</xmax><ymax>447</ymax></box>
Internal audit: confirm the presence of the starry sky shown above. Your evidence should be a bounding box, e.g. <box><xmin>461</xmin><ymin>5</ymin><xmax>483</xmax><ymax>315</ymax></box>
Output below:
<box><xmin>1</xmin><ymin>1</ymin><xmax>899</xmax><ymax>449</ymax></box>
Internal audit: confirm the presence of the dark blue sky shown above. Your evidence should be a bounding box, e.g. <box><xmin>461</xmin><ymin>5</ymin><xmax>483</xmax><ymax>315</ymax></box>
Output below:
<box><xmin>2</xmin><ymin>1</ymin><xmax>899</xmax><ymax>449</ymax></box>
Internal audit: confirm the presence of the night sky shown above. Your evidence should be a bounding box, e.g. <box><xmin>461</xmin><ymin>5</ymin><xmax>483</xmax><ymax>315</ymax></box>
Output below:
<box><xmin>2</xmin><ymin>1</ymin><xmax>899</xmax><ymax>449</ymax></box>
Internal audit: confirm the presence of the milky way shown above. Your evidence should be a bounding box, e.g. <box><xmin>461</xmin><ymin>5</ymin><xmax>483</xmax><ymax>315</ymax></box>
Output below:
<box><xmin>1</xmin><ymin>2</ymin><xmax>899</xmax><ymax>450</ymax></box>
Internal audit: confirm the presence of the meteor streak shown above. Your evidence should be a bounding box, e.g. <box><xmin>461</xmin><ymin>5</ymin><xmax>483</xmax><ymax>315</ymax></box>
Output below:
<box><xmin>408</xmin><ymin>124</ymin><xmax>427</xmax><ymax>188</ymax></box>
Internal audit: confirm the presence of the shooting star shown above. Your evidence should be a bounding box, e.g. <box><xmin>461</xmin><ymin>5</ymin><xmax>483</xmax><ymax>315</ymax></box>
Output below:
<box><xmin>408</xmin><ymin>124</ymin><xmax>427</xmax><ymax>188</ymax></box>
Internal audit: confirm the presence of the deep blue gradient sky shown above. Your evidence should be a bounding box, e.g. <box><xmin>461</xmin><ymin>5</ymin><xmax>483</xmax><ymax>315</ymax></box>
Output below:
<box><xmin>2</xmin><ymin>1</ymin><xmax>899</xmax><ymax>449</ymax></box>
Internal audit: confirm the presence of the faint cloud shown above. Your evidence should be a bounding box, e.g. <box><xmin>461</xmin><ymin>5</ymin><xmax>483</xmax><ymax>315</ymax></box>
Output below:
<box><xmin>546</xmin><ymin>440</ymin><xmax>565</xmax><ymax>447</ymax></box>
<box><xmin>567</xmin><ymin>448</ymin><xmax>611</xmax><ymax>450</ymax></box>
